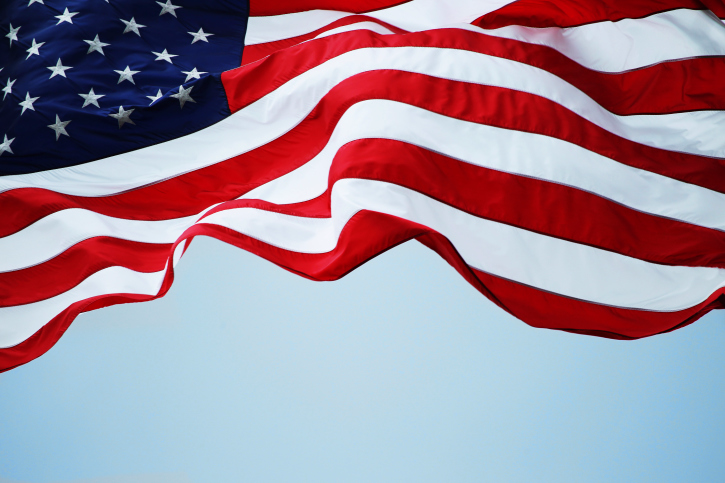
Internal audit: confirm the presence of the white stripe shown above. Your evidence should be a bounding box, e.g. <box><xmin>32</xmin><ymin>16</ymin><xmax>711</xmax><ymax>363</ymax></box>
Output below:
<box><xmin>0</xmin><ymin>225</ymin><xmax>192</xmax><ymax>348</ymax></box>
<box><xmin>249</xmin><ymin>6</ymin><xmax>725</xmax><ymax>73</ymax></box>
<box><xmin>0</xmin><ymin>210</ymin><xmax>199</xmax><ymax>273</ymax></box>
<box><xmin>0</xmin><ymin>266</ymin><xmax>167</xmax><ymax>349</ymax></box>
<box><xmin>314</xmin><ymin>21</ymin><xmax>397</xmax><ymax>39</ymax></box>
<box><xmin>247</xmin><ymin>10</ymin><xmax>350</xmax><ymax>44</ymax></box>
<box><xmin>210</xmin><ymin>179</ymin><xmax>725</xmax><ymax>311</ymax></box>
<box><xmin>1</xmin><ymin>45</ymin><xmax>719</xmax><ymax>198</ymax></box>
<box><xmin>469</xmin><ymin>9</ymin><xmax>725</xmax><ymax>72</ymax></box>
<box><xmin>0</xmin><ymin>224</ymin><xmax>194</xmax><ymax>348</ymax></box>
<box><xmin>242</xmin><ymin>100</ymin><xmax>725</xmax><ymax>231</ymax></box>
<box><xmin>245</xmin><ymin>0</ymin><xmax>508</xmax><ymax>44</ymax></box>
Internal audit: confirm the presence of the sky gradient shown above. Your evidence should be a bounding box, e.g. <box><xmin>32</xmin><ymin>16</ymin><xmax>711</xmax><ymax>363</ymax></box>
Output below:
<box><xmin>2</xmin><ymin>237</ymin><xmax>724</xmax><ymax>482</ymax></box>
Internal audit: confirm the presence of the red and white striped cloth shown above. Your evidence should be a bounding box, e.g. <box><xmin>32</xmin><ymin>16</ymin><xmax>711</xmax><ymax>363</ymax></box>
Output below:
<box><xmin>2</xmin><ymin>0</ymin><xmax>725</xmax><ymax>371</ymax></box>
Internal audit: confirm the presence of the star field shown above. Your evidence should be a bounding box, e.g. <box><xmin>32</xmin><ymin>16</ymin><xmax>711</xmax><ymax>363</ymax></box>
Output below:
<box><xmin>0</xmin><ymin>0</ymin><xmax>248</xmax><ymax>175</ymax></box>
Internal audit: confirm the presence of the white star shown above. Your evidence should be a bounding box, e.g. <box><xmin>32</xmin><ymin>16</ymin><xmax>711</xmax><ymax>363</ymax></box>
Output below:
<box><xmin>47</xmin><ymin>114</ymin><xmax>71</xmax><ymax>140</ymax></box>
<box><xmin>55</xmin><ymin>8</ymin><xmax>79</xmax><ymax>25</ymax></box>
<box><xmin>2</xmin><ymin>78</ymin><xmax>16</xmax><ymax>100</ymax></box>
<box><xmin>78</xmin><ymin>87</ymin><xmax>105</xmax><ymax>108</ymax></box>
<box><xmin>6</xmin><ymin>24</ymin><xmax>20</xmax><ymax>47</ymax></box>
<box><xmin>25</xmin><ymin>38</ymin><xmax>44</xmax><ymax>59</ymax></box>
<box><xmin>84</xmin><ymin>34</ymin><xmax>109</xmax><ymax>55</ymax></box>
<box><xmin>28</xmin><ymin>0</ymin><xmax>44</xmax><ymax>5</ymax></box>
<box><xmin>120</xmin><ymin>17</ymin><xmax>146</xmax><ymax>36</ymax></box>
<box><xmin>171</xmin><ymin>85</ymin><xmax>196</xmax><ymax>108</ymax></box>
<box><xmin>0</xmin><ymin>135</ymin><xmax>14</xmax><ymax>156</ymax></box>
<box><xmin>114</xmin><ymin>65</ymin><xmax>139</xmax><ymax>84</ymax></box>
<box><xmin>18</xmin><ymin>91</ymin><xmax>39</xmax><ymax>115</ymax></box>
<box><xmin>181</xmin><ymin>67</ymin><xmax>207</xmax><ymax>83</ymax></box>
<box><xmin>147</xmin><ymin>89</ymin><xmax>164</xmax><ymax>105</ymax></box>
<box><xmin>188</xmin><ymin>27</ymin><xmax>213</xmax><ymax>44</ymax></box>
<box><xmin>47</xmin><ymin>58</ymin><xmax>72</xmax><ymax>79</ymax></box>
<box><xmin>152</xmin><ymin>48</ymin><xmax>177</xmax><ymax>63</ymax></box>
<box><xmin>157</xmin><ymin>0</ymin><xmax>182</xmax><ymax>17</ymax></box>
<box><xmin>109</xmin><ymin>106</ymin><xmax>135</xmax><ymax>128</ymax></box>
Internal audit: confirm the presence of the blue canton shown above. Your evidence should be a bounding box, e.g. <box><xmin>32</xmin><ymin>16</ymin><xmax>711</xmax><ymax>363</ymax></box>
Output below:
<box><xmin>0</xmin><ymin>0</ymin><xmax>249</xmax><ymax>175</ymax></box>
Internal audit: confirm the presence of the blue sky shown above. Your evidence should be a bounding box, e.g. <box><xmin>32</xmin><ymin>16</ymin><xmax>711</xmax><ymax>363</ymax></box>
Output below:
<box><xmin>2</xmin><ymin>237</ymin><xmax>724</xmax><ymax>482</ymax></box>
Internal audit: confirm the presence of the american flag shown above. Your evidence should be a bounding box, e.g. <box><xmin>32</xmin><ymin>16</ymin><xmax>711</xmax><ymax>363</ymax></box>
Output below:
<box><xmin>1</xmin><ymin>0</ymin><xmax>724</xmax><ymax>371</ymax></box>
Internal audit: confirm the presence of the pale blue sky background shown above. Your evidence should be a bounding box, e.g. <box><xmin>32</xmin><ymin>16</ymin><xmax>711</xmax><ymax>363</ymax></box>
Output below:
<box><xmin>1</xmin><ymin>237</ymin><xmax>724</xmax><ymax>482</ymax></box>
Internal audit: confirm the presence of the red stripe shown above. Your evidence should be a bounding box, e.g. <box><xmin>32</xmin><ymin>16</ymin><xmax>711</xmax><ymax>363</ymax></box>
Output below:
<box><xmin>0</xmin><ymin>157</ymin><xmax>261</xmax><ymax>237</ymax></box>
<box><xmin>473</xmin><ymin>0</ymin><xmax>725</xmax><ymax>29</ymax></box>
<box><xmin>232</xmin><ymin>28</ymin><xmax>725</xmax><ymax>115</ymax></box>
<box><xmin>242</xmin><ymin>15</ymin><xmax>407</xmax><ymax>65</ymax></box>
<box><xmin>473</xmin><ymin>269</ymin><xmax>724</xmax><ymax>340</ymax></box>
<box><xmin>249</xmin><ymin>0</ymin><xmax>413</xmax><ymax>16</ymax></box>
<box><xmin>193</xmin><ymin>213</ymin><xmax>725</xmax><ymax>340</ymax></box>
<box><xmin>4</xmin><ymin>66</ymin><xmax>724</xmax><ymax>239</ymax></box>
<box><xmin>473</xmin><ymin>36</ymin><xmax>725</xmax><ymax>115</ymax></box>
<box><xmin>0</xmin><ymin>266</ymin><xmax>179</xmax><ymax>373</ymax></box>
<box><xmin>0</xmin><ymin>238</ymin><xmax>171</xmax><ymax>307</ymax></box>
<box><xmin>417</xmin><ymin>233</ymin><xmax>725</xmax><ymax>340</ymax></box>
<box><xmin>244</xmin><ymin>30</ymin><xmax>725</xmax><ymax>114</ymax></box>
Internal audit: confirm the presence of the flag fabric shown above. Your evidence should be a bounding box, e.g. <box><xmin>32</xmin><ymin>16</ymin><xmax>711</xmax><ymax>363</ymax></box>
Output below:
<box><xmin>1</xmin><ymin>0</ymin><xmax>724</xmax><ymax>372</ymax></box>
